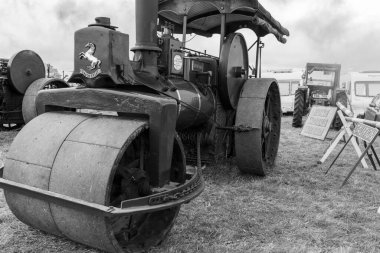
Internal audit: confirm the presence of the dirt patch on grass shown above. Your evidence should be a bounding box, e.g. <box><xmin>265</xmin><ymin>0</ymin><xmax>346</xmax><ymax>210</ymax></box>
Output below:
<box><xmin>0</xmin><ymin>116</ymin><xmax>379</xmax><ymax>252</ymax></box>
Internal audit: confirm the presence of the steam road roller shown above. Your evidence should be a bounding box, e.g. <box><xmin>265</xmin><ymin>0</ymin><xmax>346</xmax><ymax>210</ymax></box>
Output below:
<box><xmin>0</xmin><ymin>50</ymin><xmax>68</xmax><ymax>129</ymax></box>
<box><xmin>0</xmin><ymin>0</ymin><xmax>289</xmax><ymax>252</ymax></box>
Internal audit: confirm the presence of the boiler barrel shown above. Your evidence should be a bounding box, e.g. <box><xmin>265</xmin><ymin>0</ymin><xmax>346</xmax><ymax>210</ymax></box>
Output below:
<box><xmin>168</xmin><ymin>79</ymin><xmax>216</xmax><ymax>130</ymax></box>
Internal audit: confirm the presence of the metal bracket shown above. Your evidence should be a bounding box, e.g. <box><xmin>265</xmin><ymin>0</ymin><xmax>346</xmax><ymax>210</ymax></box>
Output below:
<box><xmin>217</xmin><ymin>125</ymin><xmax>254</xmax><ymax>132</ymax></box>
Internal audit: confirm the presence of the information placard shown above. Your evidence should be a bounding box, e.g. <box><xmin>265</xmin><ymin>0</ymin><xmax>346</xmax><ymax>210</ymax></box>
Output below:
<box><xmin>352</xmin><ymin>123</ymin><xmax>379</xmax><ymax>143</ymax></box>
<box><xmin>301</xmin><ymin>106</ymin><xmax>337</xmax><ymax>140</ymax></box>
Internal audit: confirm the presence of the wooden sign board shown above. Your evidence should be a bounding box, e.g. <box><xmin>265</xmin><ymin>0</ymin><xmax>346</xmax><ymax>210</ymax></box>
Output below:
<box><xmin>301</xmin><ymin>106</ymin><xmax>337</xmax><ymax>140</ymax></box>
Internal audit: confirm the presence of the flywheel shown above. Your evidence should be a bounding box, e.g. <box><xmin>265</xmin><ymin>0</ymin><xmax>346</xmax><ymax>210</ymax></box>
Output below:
<box><xmin>7</xmin><ymin>50</ymin><xmax>45</xmax><ymax>94</ymax></box>
<box><xmin>235</xmin><ymin>79</ymin><xmax>281</xmax><ymax>175</ymax></box>
<box><xmin>4</xmin><ymin>112</ymin><xmax>186</xmax><ymax>252</ymax></box>
<box><xmin>22</xmin><ymin>78</ymin><xmax>69</xmax><ymax>123</ymax></box>
<box><xmin>219</xmin><ymin>33</ymin><xmax>249</xmax><ymax>110</ymax></box>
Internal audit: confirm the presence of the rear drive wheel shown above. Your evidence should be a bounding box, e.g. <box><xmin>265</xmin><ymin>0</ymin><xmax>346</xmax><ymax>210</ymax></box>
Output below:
<box><xmin>292</xmin><ymin>89</ymin><xmax>305</xmax><ymax>127</ymax></box>
<box><xmin>235</xmin><ymin>80</ymin><xmax>281</xmax><ymax>176</ymax></box>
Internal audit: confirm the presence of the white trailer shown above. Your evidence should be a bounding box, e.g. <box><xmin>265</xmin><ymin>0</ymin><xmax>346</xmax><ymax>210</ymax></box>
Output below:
<box><xmin>341</xmin><ymin>71</ymin><xmax>380</xmax><ymax>114</ymax></box>
<box><xmin>262</xmin><ymin>69</ymin><xmax>303</xmax><ymax>113</ymax></box>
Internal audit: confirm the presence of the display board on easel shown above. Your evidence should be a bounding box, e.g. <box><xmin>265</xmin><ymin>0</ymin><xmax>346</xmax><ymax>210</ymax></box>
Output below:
<box><xmin>301</xmin><ymin>106</ymin><xmax>337</xmax><ymax>140</ymax></box>
<box><xmin>324</xmin><ymin>115</ymin><xmax>379</xmax><ymax>186</ymax></box>
<box><xmin>319</xmin><ymin>103</ymin><xmax>380</xmax><ymax>186</ymax></box>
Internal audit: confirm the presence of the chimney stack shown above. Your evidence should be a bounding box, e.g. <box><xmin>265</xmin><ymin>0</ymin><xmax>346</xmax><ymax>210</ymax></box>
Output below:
<box><xmin>131</xmin><ymin>0</ymin><xmax>161</xmax><ymax>75</ymax></box>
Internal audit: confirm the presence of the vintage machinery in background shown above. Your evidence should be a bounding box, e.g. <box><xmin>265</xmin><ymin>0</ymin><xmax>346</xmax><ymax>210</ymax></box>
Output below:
<box><xmin>359</xmin><ymin>93</ymin><xmax>380</xmax><ymax>121</ymax></box>
<box><xmin>0</xmin><ymin>51</ymin><xmax>68</xmax><ymax>129</ymax></box>
<box><xmin>0</xmin><ymin>0</ymin><xmax>289</xmax><ymax>252</ymax></box>
<box><xmin>292</xmin><ymin>63</ymin><xmax>349</xmax><ymax>128</ymax></box>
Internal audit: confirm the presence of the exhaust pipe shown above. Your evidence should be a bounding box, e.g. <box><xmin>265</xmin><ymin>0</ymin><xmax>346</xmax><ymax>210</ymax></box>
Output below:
<box><xmin>133</xmin><ymin>0</ymin><xmax>160</xmax><ymax>52</ymax></box>
<box><xmin>131</xmin><ymin>0</ymin><xmax>161</xmax><ymax>75</ymax></box>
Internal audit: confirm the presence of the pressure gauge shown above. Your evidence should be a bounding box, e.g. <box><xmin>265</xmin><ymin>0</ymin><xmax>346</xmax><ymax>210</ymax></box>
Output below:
<box><xmin>173</xmin><ymin>55</ymin><xmax>183</xmax><ymax>71</ymax></box>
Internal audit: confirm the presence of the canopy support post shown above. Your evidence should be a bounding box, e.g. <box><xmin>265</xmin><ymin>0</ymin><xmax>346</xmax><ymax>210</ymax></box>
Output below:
<box><xmin>259</xmin><ymin>40</ymin><xmax>264</xmax><ymax>78</ymax></box>
<box><xmin>219</xmin><ymin>13</ymin><xmax>226</xmax><ymax>54</ymax></box>
<box><xmin>255</xmin><ymin>37</ymin><xmax>261</xmax><ymax>78</ymax></box>
<box><xmin>248</xmin><ymin>41</ymin><xmax>257</xmax><ymax>52</ymax></box>
<box><xmin>182</xmin><ymin>15</ymin><xmax>188</xmax><ymax>47</ymax></box>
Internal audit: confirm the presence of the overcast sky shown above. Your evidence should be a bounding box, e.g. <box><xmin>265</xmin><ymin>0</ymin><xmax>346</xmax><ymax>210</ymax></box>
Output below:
<box><xmin>1</xmin><ymin>0</ymin><xmax>379</xmax><ymax>74</ymax></box>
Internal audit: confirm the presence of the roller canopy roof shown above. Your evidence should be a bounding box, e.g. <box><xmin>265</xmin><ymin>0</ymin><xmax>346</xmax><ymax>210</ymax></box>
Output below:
<box><xmin>158</xmin><ymin>0</ymin><xmax>289</xmax><ymax>43</ymax></box>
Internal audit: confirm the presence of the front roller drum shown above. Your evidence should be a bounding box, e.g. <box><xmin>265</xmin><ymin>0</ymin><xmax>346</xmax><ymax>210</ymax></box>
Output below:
<box><xmin>4</xmin><ymin>112</ymin><xmax>188</xmax><ymax>253</ymax></box>
<box><xmin>235</xmin><ymin>79</ymin><xmax>281</xmax><ymax>176</ymax></box>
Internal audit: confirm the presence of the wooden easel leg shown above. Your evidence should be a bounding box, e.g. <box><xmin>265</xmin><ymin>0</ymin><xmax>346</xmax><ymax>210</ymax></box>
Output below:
<box><xmin>325</xmin><ymin>134</ymin><xmax>353</xmax><ymax>174</ymax></box>
<box><xmin>364</xmin><ymin>141</ymin><xmax>377</xmax><ymax>170</ymax></box>
<box><xmin>319</xmin><ymin>129</ymin><xmax>346</xmax><ymax>164</ymax></box>
<box><xmin>370</xmin><ymin>145</ymin><xmax>380</xmax><ymax>170</ymax></box>
<box><xmin>337</xmin><ymin>110</ymin><xmax>368</xmax><ymax>169</ymax></box>
<box><xmin>341</xmin><ymin>137</ymin><xmax>378</xmax><ymax>187</ymax></box>
<box><xmin>350</xmin><ymin>135</ymin><xmax>368</xmax><ymax>169</ymax></box>
<box><xmin>341</xmin><ymin>144</ymin><xmax>372</xmax><ymax>187</ymax></box>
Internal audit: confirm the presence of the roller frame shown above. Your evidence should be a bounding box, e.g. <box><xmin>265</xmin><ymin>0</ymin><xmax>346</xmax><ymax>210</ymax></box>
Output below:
<box><xmin>36</xmin><ymin>87</ymin><xmax>178</xmax><ymax>187</ymax></box>
<box><xmin>3</xmin><ymin>111</ymin><xmax>199</xmax><ymax>252</ymax></box>
<box><xmin>0</xmin><ymin>168</ymin><xmax>204</xmax><ymax>217</ymax></box>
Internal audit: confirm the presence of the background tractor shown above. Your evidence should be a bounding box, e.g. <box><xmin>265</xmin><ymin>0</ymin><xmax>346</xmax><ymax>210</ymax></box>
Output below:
<box><xmin>292</xmin><ymin>63</ymin><xmax>349</xmax><ymax>128</ymax></box>
<box><xmin>0</xmin><ymin>51</ymin><xmax>68</xmax><ymax>129</ymax></box>
<box><xmin>0</xmin><ymin>0</ymin><xmax>289</xmax><ymax>252</ymax></box>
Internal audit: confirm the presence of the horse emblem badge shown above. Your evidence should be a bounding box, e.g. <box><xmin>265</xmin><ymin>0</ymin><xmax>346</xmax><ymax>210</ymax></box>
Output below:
<box><xmin>79</xmin><ymin>42</ymin><xmax>102</xmax><ymax>78</ymax></box>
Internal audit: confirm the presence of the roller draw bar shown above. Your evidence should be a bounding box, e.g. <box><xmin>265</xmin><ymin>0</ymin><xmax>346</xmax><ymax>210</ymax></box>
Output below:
<box><xmin>0</xmin><ymin>168</ymin><xmax>204</xmax><ymax>217</ymax></box>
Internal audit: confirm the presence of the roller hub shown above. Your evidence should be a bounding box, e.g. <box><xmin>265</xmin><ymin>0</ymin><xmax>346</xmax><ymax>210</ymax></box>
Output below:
<box><xmin>263</xmin><ymin>115</ymin><xmax>272</xmax><ymax>138</ymax></box>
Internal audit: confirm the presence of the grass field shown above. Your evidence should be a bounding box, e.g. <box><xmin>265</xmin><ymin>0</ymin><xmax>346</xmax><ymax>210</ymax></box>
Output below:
<box><xmin>0</xmin><ymin>116</ymin><xmax>379</xmax><ymax>252</ymax></box>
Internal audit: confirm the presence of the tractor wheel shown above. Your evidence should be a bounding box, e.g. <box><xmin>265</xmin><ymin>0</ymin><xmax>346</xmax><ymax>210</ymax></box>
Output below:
<box><xmin>333</xmin><ymin>92</ymin><xmax>349</xmax><ymax>129</ymax></box>
<box><xmin>235</xmin><ymin>79</ymin><xmax>281</xmax><ymax>176</ymax></box>
<box><xmin>4</xmin><ymin>112</ymin><xmax>186</xmax><ymax>253</ymax></box>
<box><xmin>22</xmin><ymin>78</ymin><xmax>69</xmax><ymax>124</ymax></box>
<box><xmin>292</xmin><ymin>89</ymin><xmax>305</xmax><ymax>127</ymax></box>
